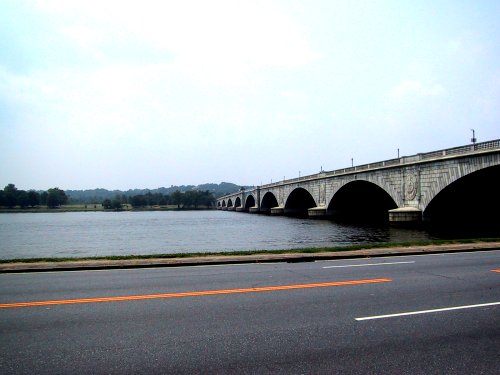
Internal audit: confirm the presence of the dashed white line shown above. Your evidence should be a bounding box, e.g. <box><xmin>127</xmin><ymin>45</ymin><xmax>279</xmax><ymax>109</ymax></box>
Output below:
<box><xmin>323</xmin><ymin>261</ymin><xmax>415</xmax><ymax>269</ymax></box>
<box><xmin>355</xmin><ymin>302</ymin><xmax>500</xmax><ymax>321</ymax></box>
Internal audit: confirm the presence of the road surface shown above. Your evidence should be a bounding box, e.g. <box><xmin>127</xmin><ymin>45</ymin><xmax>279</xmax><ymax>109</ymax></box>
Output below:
<box><xmin>1</xmin><ymin>250</ymin><xmax>499</xmax><ymax>374</ymax></box>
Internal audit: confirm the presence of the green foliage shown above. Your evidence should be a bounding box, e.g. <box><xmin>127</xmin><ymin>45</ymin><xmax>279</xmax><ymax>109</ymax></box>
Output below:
<box><xmin>170</xmin><ymin>190</ymin><xmax>183</xmax><ymax>208</ymax></box>
<box><xmin>46</xmin><ymin>188</ymin><xmax>68</xmax><ymax>208</ymax></box>
<box><xmin>27</xmin><ymin>190</ymin><xmax>40</xmax><ymax>207</ymax></box>
<box><xmin>102</xmin><ymin>198</ymin><xmax>122</xmax><ymax>210</ymax></box>
<box><xmin>1</xmin><ymin>184</ymin><xmax>43</xmax><ymax>209</ymax></box>
<box><xmin>16</xmin><ymin>190</ymin><xmax>29</xmax><ymax>208</ymax></box>
<box><xmin>126</xmin><ymin>190</ymin><xmax>214</xmax><ymax>209</ymax></box>
<box><xmin>1</xmin><ymin>184</ymin><xmax>217</xmax><ymax>210</ymax></box>
<box><xmin>102</xmin><ymin>199</ymin><xmax>112</xmax><ymax>209</ymax></box>
<box><xmin>40</xmin><ymin>191</ymin><xmax>48</xmax><ymax>206</ymax></box>
<box><xmin>130</xmin><ymin>195</ymin><xmax>147</xmax><ymax>208</ymax></box>
<box><xmin>65</xmin><ymin>182</ymin><xmax>247</xmax><ymax>204</ymax></box>
<box><xmin>2</xmin><ymin>184</ymin><xmax>18</xmax><ymax>208</ymax></box>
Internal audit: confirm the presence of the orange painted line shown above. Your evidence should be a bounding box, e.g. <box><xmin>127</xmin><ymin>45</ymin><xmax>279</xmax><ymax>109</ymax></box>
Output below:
<box><xmin>491</xmin><ymin>269</ymin><xmax>500</xmax><ymax>273</ymax></box>
<box><xmin>0</xmin><ymin>278</ymin><xmax>392</xmax><ymax>309</ymax></box>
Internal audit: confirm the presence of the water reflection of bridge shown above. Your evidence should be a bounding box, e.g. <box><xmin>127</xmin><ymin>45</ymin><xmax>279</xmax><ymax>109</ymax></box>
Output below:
<box><xmin>217</xmin><ymin>139</ymin><xmax>500</xmax><ymax>227</ymax></box>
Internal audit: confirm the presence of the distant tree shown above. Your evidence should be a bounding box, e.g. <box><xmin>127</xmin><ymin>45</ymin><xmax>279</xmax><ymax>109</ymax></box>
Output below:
<box><xmin>145</xmin><ymin>192</ymin><xmax>154</xmax><ymax>207</ymax></box>
<box><xmin>110</xmin><ymin>199</ymin><xmax>122</xmax><ymax>210</ymax></box>
<box><xmin>182</xmin><ymin>191</ymin><xmax>194</xmax><ymax>208</ymax></box>
<box><xmin>170</xmin><ymin>190</ymin><xmax>183</xmax><ymax>209</ymax></box>
<box><xmin>158</xmin><ymin>194</ymin><xmax>169</xmax><ymax>206</ymax></box>
<box><xmin>16</xmin><ymin>190</ymin><xmax>29</xmax><ymax>208</ymax></box>
<box><xmin>3</xmin><ymin>184</ymin><xmax>18</xmax><ymax>208</ymax></box>
<box><xmin>130</xmin><ymin>195</ymin><xmax>147</xmax><ymax>208</ymax></box>
<box><xmin>102</xmin><ymin>198</ymin><xmax>122</xmax><ymax>210</ymax></box>
<box><xmin>46</xmin><ymin>188</ymin><xmax>68</xmax><ymax>208</ymax></box>
<box><xmin>102</xmin><ymin>199</ymin><xmax>112</xmax><ymax>209</ymax></box>
<box><xmin>27</xmin><ymin>190</ymin><xmax>40</xmax><ymax>207</ymax></box>
<box><xmin>40</xmin><ymin>191</ymin><xmax>48</xmax><ymax>206</ymax></box>
<box><xmin>201</xmin><ymin>190</ymin><xmax>215</xmax><ymax>207</ymax></box>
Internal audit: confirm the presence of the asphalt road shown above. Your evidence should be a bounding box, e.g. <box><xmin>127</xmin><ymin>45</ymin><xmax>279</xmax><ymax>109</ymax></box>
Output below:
<box><xmin>0</xmin><ymin>250</ymin><xmax>499</xmax><ymax>374</ymax></box>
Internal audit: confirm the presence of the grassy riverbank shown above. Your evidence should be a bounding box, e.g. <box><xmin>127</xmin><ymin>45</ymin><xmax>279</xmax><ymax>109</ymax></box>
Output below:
<box><xmin>0</xmin><ymin>205</ymin><xmax>214</xmax><ymax>213</ymax></box>
<box><xmin>1</xmin><ymin>238</ymin><xmax>498</xmax><ymax>264</ymax></box>
<box><xmin>0</xmin><ymin>205</ymin><xmax>105</xmax><ymax>213</ymax></box>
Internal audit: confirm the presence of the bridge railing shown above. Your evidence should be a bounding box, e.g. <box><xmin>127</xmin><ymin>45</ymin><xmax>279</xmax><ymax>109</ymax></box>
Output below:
<box><xmin>420</xmin><ymin>139</ymin><xmax>500</xmax><ymax>160</ymax></box>
<box><xmin>227</xmin><ymin>139</ymin><xmax>500</xmax><ymax>196</ymax></box>
<box><xmin>477</xmin><ymin>139</ymin><xmax>500</xmax><ymax>150</ymax></box>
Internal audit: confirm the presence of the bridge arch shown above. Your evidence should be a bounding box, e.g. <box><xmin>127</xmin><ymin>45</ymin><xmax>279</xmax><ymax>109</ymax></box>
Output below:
<box><xmin>285</xmin><ymin>187</ymin><xmax>317</xmax><ymax>217</ymax></box>
<box><xmin>423</xmin><ymin>165</ymin><xmax>500</xmax><ymax>230</ymax></box>
<box><xmin>245</xmin><ymin>194</ymin><xmax>256</xmax><ymax>209</ymax></box>
<box><xmin>234</xmin><ymin>197</ymin><xmax>241</xmax><ymax>208</ymax></box>
<box><xmin>260</xmin><ymin>192</ymin><xmax>278</xmax><ymax>213</ymax></box>
<box><xmin>328</xmin><ymin>180</ymin><xmax>397</xmax><ymax>223</ymax></box>
<box><xmin>227</xmin><ymin>199</ymin><xmax>233</xmax><ymax>207</ymax></box>
<box><xmin>221</xmin><ymin>200</ymin><xmax>226</xmax><ymax>207</ymax></box>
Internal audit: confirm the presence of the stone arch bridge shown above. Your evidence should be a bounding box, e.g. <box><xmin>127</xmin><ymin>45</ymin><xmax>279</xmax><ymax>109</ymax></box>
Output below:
<box><xmin>217</xmin><ymin>139</ymin><xmax>500</xmax><ymax>226</ymax></box>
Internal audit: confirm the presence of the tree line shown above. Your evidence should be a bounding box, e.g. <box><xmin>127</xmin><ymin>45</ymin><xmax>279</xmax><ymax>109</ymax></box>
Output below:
<box><xmin>0</xmin><ymin>184</ymin><xmax>216</xmax><ymax>210</ymax></box>
<box><xmin>66</xmin><ymin>182</ymin><xmax>243</xmax><ymax>204</ymax></box>
<box><xmin>0</xmin><ymin>184</ymin><xmax>68</xmax><ymax>209</ymax></box>
<box><xmin>102</xmin><ymin>190</ymin><xmax>215</xmax><ymax>210</ymax></box>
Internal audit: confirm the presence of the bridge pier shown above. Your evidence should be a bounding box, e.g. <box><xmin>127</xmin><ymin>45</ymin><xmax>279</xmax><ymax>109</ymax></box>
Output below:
<box><xmin>235</xmin><ymin>207</ymin><xmax>247</xmax><ymax>212</ymax></box>
<box><xmin>271</xmin><ymin>206</ymin><xmax>285</xmax><ymax>215</ymax></box>
<box><xmin>249</xmin><ymin>206</ymin><xmax>260</xmax><ymax>213</ymax></box>
<box><xmin>308</xmin><ymin>207</ymin><xmax>328</xmax><ymax>218</ymax></box>
<box><xmin>389</xmin><ymin>207</ymin><xmax>422</xmax><ymax>226</ymax></box>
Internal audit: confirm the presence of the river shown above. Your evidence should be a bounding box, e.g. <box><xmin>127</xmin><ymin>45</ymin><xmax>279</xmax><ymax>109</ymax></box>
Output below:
<box><xmin>0</xmin><ymin>210</ymin><xmax>451</xmax><ymax>260</ymax></box>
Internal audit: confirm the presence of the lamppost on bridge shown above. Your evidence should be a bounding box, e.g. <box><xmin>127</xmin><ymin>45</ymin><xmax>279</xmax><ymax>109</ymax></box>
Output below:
<box><xmin>471</xmin><ymin>129</ymin><xmax>477</xmax><ymax>144</ymax></box>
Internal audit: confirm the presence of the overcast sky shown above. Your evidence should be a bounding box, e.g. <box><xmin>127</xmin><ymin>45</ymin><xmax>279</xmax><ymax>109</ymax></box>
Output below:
<box><xmin>1</xmin><ymin>1</ymin><xmax>499</xmax><ymax>191</ymax></box>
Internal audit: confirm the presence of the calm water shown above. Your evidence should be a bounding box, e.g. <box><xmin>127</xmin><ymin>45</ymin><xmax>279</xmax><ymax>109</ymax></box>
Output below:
<box><xmin>0</xmin><ymin>210</ymin><xmax>438</xmax><ymax>260</ymax></box>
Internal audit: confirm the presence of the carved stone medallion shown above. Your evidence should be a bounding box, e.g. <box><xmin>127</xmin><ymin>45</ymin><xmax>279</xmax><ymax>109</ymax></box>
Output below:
<box><xmin>405</xmin><ymin>172</ymin><xmax>418</xmax><ymax>200</ymax></box>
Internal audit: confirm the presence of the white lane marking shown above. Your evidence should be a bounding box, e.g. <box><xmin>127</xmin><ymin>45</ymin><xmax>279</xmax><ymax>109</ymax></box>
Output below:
<box><xmin>323</xmin><ymin>261</ymin><xmax>414</xmax><ymax>269</ymax></box>
<box><xmin>355</xmin><ymin>302</ymin><xmax>500</xmax><ymax>321</ymax></box>
<box><xmin>323</xmin><ymin>249</ymin><xmax>500</xmax><ymax>263</ymax></box>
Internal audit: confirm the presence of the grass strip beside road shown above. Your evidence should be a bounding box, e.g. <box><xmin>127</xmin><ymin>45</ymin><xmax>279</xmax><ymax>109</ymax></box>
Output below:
<box><xmin>1</xmin><ymin>238</ymin><xmax>499</xmax><ymax>264</ymax></box>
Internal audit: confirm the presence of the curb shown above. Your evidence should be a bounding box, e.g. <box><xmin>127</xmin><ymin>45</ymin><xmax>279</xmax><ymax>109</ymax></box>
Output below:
<box><xmin>1</xmin><ymin>242</ymin><xmax>499</xmax><ymax>273</ymax></box>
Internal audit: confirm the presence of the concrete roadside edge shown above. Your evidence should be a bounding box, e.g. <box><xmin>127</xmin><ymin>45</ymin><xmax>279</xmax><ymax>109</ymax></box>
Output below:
<box><xmin>1</xmin><ymin>242</ymin><xmax>499</xmax><ymax>273</ymax></box>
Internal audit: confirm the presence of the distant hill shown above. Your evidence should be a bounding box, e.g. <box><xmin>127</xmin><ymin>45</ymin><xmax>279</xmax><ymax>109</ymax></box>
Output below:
<box><xmin>66</xmin><ymin>182</ymin><xmax>249</xmax><ymax>203</ymax></box>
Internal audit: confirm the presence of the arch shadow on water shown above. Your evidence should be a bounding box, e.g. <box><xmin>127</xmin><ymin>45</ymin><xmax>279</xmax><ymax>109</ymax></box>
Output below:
<box><xmin>260</xmin><ymin>192</ymin><xmax>278</xmax><ymax>214</ymax></box>
<box><xmin>327</xmin><ymin>180</ymin><xmax>398</xmax><ymax>225</ymax></box>
<box><xmin>285</xmin><ymin>188</ymin><xmax>316</xmax><ymax>218</ymax></box>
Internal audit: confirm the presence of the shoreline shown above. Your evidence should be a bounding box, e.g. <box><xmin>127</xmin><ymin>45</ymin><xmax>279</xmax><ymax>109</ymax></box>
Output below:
<box><xmin>0</xmin><ymin>207</ymin><xmax>215</xmax><ymax>213</ymax></box>
<box><xmin>1</xmin><ymin>239</ymin><xmax>499</xmax><ymax>273</ymax></box>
